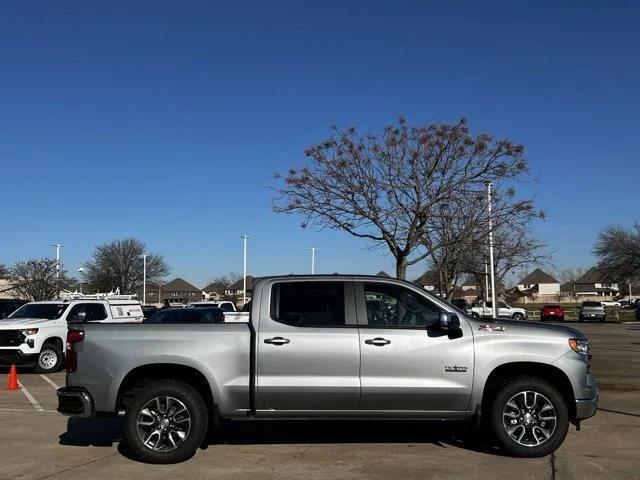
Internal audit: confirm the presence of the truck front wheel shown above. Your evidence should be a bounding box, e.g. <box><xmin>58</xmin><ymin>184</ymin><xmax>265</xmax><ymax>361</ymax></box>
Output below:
<box><xmin>123</xmin><ymin>380</ymin><xmax>209</xmax><ymax>464</ymax></box>
<box><xmin>35</xmin><ymin>342</ymin><xmax>63</xmax><ymax>374</ymax></box>
<box><xmin>490</xmin><ymin>376</ymin><xmax>569</xmax><ymax>457</ymax></box>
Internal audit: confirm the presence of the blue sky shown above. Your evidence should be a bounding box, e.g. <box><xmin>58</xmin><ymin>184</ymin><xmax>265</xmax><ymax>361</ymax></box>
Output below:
<box><xmin>1</xmin><ymin>1</ymin><xmax>638</xmax><ymax>286</ymax></box>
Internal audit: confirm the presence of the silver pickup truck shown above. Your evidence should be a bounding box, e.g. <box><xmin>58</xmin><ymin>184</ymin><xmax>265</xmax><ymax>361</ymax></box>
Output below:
<box><xmin>57</xmin><ymin>275</ymin><xmax>598</xmax><ymax>464</ymax></box>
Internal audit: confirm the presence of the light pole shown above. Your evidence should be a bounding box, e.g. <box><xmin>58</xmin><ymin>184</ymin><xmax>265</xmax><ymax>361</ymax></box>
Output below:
<box><xmin>142</xmin><ymin>254</ymin><xmax>147</xmax><ymax>305</ymax></box>
<box><xmin>486</xmin><ymin>182</ymin><xmax>497</xmax><ymax>318</ymax></box>
<box><xmin>308</xmin><ymin>248</ymin><xmax>317</xmax><ymax>274</ymax></box>
<box><xmin>241</xmin><ymin>235</ymin><xmax>249</xmax><ymax>303</ymax></box>
<box><xmin>77</xmin><ymin>267</ymin><xmax>84</xmax><ymax>294</ymax></box>
<box><xmin>52</xmin><ymin>243</ymin><xmax>63</xmax><ymax>278</ymax></box>
<box><xmin>484</xmin><ymin>260</ymin><xmax>490</xmax><ymax>303</ymax></box>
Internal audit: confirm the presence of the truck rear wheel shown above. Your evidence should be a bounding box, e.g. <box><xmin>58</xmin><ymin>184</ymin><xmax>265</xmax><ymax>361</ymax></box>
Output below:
<box><xmin>123</xmin><ymin>380</ymin><xmax>208</xmax><ymax>464</ymax></box>
<box><xmin>490</xmin><ymin>376</ymin><xmax>569</xmax><ymax>457</ymax></box>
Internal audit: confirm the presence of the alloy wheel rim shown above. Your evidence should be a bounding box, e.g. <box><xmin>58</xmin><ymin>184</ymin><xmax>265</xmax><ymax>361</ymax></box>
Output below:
<box><xmin>502</xmin><ymin>390</ymin><xmax>557</xmax><ymax>447</ymax></box>
<box><xmin>38</xmin><ymin>350</ymin><xmax>58</xmax><ymax>369</ymax></box>
<box><xmin>136</xmin><ymin>396</ymin><xmax>192</xmax><ymax>452</ymax></box>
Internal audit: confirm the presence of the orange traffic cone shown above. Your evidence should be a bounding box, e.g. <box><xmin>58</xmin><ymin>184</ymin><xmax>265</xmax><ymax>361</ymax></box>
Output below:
<box><xmin>5</xmin><ymin>364</ymin><xmax>19</xmax><ymax>390</ymax></box>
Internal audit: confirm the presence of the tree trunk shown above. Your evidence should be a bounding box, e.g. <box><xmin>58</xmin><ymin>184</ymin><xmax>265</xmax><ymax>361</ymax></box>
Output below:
<box><xmin>395</xmin><ymin>258</ymin><xmax>408</xmax><ymax>280</ymax></box>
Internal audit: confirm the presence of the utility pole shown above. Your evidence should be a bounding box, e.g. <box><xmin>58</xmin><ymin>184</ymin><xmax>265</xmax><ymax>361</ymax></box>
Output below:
<box><xmin>77</xmin><ymin>267</ymin><xmax>84</xmax><ymax>294</ymax></box>
<box><xmin>52</xmin><ymin>243</ymin><xmax>63</xmax><ymax>278</ymax></box>
<box><xmin>484</xmin><ymin>260</ymin><xmax>490</xmax><ymax>303</ymax></box>
<box><xmin>308</xmin><ymin>248</ymin><xmax>317</xmax><ymax>274</ymax></box>
<box><xmin>486</xmin><ymin>182</ymin><xmax>497</xmax><ymax>318</ymax></box>
<box><xmin>142</xmin><ymin>254</ymin><xmax>147</xmax><ymax>305</ymax></box>
<box><xmin>241</xmin><ymin>235</ymin><xmax>249</xmax><ymax>304</ymax></box>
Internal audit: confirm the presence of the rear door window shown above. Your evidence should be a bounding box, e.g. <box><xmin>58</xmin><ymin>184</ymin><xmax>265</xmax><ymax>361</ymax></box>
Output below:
<box><xmin>271</xmin><ymin>281</ymin><xmax>346</xmax><ymax>327</ymax></box>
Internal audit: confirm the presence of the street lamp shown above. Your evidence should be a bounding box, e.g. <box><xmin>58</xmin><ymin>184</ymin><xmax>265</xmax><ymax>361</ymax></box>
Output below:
<box><xmin>308</xmin><ymin>248</ymin><xmax>317</xmax><ymax>274</ymax></box>
<box><xmin>141</xmin><ymin>254</ymin><xmax>147</xmax><ymax>305</ymax></box>
<box><xmin>486</xmin><ymin>181</ymin><xmax>497</xmax><ymax>318</ymax></box>
<box><xmin>241</xmin><ymin>235</ymin><xmax>249</xmax><ymax>303</ymax></box>
<box><xmin>77</xmin><ymin>267</ymin><xmax>84</xmax><ymax>294</ymax></box>
<box><xmin>52</xmin><ymin>243</ymin><xmax>63</xmax><ymax>278</ymax></box>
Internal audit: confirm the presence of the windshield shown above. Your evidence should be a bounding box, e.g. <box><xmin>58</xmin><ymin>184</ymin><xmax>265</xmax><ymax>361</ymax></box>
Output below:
<box><xmin>583</xmin><ymin>301</ymin><xmax>602</xmax><ymax>307</ymax></box>
<box><xmin>8</xmin><ymin>303</ymin><xmax>68</xmax><ymax>320</ymax></box>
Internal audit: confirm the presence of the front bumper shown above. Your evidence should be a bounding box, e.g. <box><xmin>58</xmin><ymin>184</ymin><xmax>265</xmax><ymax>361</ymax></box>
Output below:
<box><xmin>575</xmin><ymin>389</ymin><xmax>599</xmax><ymax>420</ymax></box>
<box><xmin>0</xmin><ymin>349</ymin><xmax>38</xmax><ymax>366</ymax></box>
<box><xmin>57</xmin><ymin>387</ymin><xmax>94</xmax><ymax>417</ymax></box>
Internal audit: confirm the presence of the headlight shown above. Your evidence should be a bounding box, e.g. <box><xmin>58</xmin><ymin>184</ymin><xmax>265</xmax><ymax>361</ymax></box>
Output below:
<box><xmin>569</xmin><ymin>338</ymin><xmax>590</xmax><ymax>356</ymax></box>
<box><xmin>20</xmin><ymin>328</ymin><xmax>39</xmax><ymax>336</ymax></box>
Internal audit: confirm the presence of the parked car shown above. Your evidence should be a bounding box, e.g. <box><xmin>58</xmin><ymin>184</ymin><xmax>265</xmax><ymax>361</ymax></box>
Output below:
<box><xmin>186</xmin><ymin>301</ymin><xmax>236</xmax><ymax>311</ymax></box>
<box><xmin>144</xmin><ymin>307</ymin><xmax>225</xmax><ymax>324</ymax></box>
<box><xmin>578</xmin><ymin>301</ymin><xmax>606</xmax><ymax>323</ymax></box>
<box><xmin>58</xmin><ymin>275</ymin><xmax>597</xmax><ymax>463</ymax></box>
<box><xmin>0</xmin><ymin>295</ymin><xmax>143</xmax><ymax>373</ymax></box>
<box><xmin>470</xmin><ymin>300</ymin><xmax>527</xmax><ymax>320</ymax></box>
<box><xmin>601</xmin><ymin>300</ymin><xmax>620</xmax><ymax>308</ymax></box>
<box><xmin>0</xmin><ymin>299</ymin><xmax>28</xmax><ymax>319</ymax></box>
<box><xmin>141</xmin><ymin>305</ymin><xmax>159</xmax><ymax>319</ymax></box>
<box><xmin>450</xmin><ymin>298</ymin><xmax>471</xmax><ymax>313</ymax></box>
<box><xmin>540</xmin><ymin>304</ymin><xmax>565</xmax><ymax>322</ymax></box>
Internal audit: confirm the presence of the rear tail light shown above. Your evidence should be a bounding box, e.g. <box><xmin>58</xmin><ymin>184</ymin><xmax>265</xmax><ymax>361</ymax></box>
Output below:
<box><xmin>66</xmin><ymin>329</ymin><xmax>85</xmax><ymax>373</ymax></box>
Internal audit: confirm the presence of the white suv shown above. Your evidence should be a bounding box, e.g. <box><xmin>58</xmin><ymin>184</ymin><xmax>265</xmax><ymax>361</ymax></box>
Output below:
<box><xmin>0</xmin><ymin>297</ymin><xmax>143</xmax><ymax>373</ymax></box>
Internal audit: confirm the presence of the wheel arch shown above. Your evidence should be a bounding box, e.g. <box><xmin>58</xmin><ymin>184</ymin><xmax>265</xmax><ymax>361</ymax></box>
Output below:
<box><xmin>480</xmin><ymin>362</ymin><xmax>576</xmax><ymax>421</ymax></box>
<box><xmin>116</xmin><ymin>364</ymin><xmax>216</xmax><ymax>416</ymax></box>
<box><xmin>41</xmin><ymin>336</ymin><xmax>64</xmax><ymax>351</ymax></box>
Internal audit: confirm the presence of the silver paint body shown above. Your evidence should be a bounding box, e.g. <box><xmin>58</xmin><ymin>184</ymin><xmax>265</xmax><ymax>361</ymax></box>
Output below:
<box><xmin>67</xmin><ymin>275</ymin><xmax>598</xmax><ymax>420</ymax></box>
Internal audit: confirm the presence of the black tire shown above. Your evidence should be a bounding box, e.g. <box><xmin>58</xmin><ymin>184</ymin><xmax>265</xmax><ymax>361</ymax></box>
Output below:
<box><xmin>34</xmin><ymin>342</ymin><xmax>63</xmax><ymax>373</ymax></box>
<box><xmin>599</xmin><ymin>317</ymin><xmax>606</xmax><ymax>323</ymax></box>
<box><xmin>578</xmin><ymin>316</ymin><xmax>584</xmax><ymax>323</ymax></box>
<box><xmin>490</xmin><ymin>376</ymin><xmax>569</xmax><ymax>458</ymax></box>
<box><xmin>471</xmin><ymin>312</ymin><xmax>480</xmax><ymax>319</ymax></box>
<box><xmin>123</xmin><ymin>380</ymin><xmax>209</xmax><ymax>464</ymax></box>
<box><xmin>512</xmin><ymin>313</ymin><xmax>524</xmax><ymax>321</ymax></box>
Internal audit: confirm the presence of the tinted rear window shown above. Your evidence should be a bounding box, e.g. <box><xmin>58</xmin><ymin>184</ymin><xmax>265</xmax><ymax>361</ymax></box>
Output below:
<box><xmin>582</xmin><ymin>301</ymin><xmax>602</xmax><ymax>307</ymax></box>
<box><xmin>271</xmin><ymin>281</ymin><xmax>345</xmax><ymax>327</ymax></box>
<box><xmin>543</xmin><ymin>305</ymin><xmax>561</xmax><ymax>309</ymax></box>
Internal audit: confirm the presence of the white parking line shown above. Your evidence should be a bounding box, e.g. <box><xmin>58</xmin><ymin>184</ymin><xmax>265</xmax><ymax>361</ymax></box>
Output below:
<box><xmin>40</xmin><ymin>374</ymin><xmax>61</xmax><ymax>390</ymax></box>
<box><xmin>0</xmin><ymin>407</ymin><xmax>57</xmax><ymax>413</ymax></box>
<box><xmin>18</xmin><ymin>380</ymin><xmax>44</xmax><ymax>412</ymax></box>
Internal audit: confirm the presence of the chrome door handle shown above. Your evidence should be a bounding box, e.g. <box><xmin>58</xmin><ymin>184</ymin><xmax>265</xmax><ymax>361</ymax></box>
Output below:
<box><xmin>264</xmin><ymin>336</ymin><xmax>290</xmax><ymax>345</ymax></box>
<box><xmin>365</xmin><ymin>337</ymin><xmax>391</xmax><ymax>346</ymax></box>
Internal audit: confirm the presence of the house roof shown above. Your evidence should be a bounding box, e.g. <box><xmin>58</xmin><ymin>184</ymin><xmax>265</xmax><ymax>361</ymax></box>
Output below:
<box><xmin>375</xmin><ymin>270</ymin><xmax>391</xmax><ymax>278</ymax></box>
<box><xmin>202</xmin><ymin>281</ymin><xmax>227</xmax><ymax>293</ymax></box>
<box><xmin>518</xmin><ymin>268</ymin><xmax>559</xmax><ymax>285</ymax></box>
<box><xmin>229</xmin><ymin>276</ymin><xmax>254</xmax><ymax>290</ymax></box>
<box><xmin>575</xmin><ymin>267</ymin><xmax>604</xmax><ymax>284</ymax></box>
<box><xmin>414</xmin><ymin>270</ymin><xmax>439</xmax><ymax>287</ymax></box>
<box><xmin>162</xmin><ymin>277</ymin><xmax>200</xmax><ymax>293</ymax></box>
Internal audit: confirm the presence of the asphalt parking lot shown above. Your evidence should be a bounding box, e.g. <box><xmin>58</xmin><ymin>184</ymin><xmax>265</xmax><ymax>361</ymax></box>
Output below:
<box><xmin>3</xmin><ymin>322</ymin><xmax>639</xmax><ymax>480</ymax></box>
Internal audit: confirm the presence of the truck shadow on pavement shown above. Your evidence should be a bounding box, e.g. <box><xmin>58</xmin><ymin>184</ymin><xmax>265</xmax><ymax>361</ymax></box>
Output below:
<box><xmin>59</xmin><ymin>417</ymin><xmax>506</xmax><ymax>458</ymax></box>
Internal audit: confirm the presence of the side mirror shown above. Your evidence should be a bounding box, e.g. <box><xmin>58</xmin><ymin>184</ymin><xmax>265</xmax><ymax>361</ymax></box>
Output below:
<box><xmin>439</xmin><ymin>312</ymin><xmax>459</xmax><ymax>331</ymax></box>
<box><xmin>440</xmin><ymin>312</ymin><xmax>462</xmax><ymax>339</ymax></box>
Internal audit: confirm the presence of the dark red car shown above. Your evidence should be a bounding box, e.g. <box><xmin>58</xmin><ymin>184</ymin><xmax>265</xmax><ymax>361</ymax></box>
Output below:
<box><xmin>540</xmin><ymin>304</ymin><xmax>565</xmax><ymax>322</ymax></box>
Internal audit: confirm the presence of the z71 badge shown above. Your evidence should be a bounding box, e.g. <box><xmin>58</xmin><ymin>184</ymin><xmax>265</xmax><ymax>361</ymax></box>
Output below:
<box><xmin>444</xmin><ymin>365</ymin><xmax>468</xmax><ymax>373</ymax></box>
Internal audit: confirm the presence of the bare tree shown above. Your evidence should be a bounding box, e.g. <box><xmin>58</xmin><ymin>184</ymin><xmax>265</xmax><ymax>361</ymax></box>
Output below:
<box><xmin>594</xmin><ymin>223</ymin><xmax>640</xmax><ymax>282</ymax></box>
<box><xmin>8</xmin><ymin>258</ymin><xmax>76</xmax><ymax>300</ymax></box>
<box><xmin>421</xmin><ymin>186</ymin><xmax>545</xmax><ymax>299</ymax></box>
<box><xmin>204</xmin><ymin>273</ymin><xmax>242</xmax><ymax>299</ymax></box>
<box><xmin>274</xmin><ymin>117</ymin><xmax>529</xmax><ymax>279</ymax></box>
<box><xmin>83</xmin><ymin>238</ymin><xmax>170</xmax><ymax>294</ymax></box>
<box><xmin>0</xmin><ymin>264</ymin><xmax>8</xmax><ymax>278</ymax></box>
<box><xmin>556</xmin><ymin>267</ymin><xmax>587</xmax><ymax>284</ymax></box>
